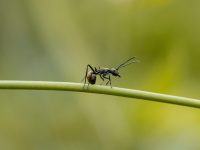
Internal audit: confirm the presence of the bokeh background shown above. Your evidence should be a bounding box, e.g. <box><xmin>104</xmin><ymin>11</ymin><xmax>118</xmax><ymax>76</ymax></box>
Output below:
<box><xmin>0</xmin><ymin>0</ymin><xmax>200</xmax><ymax>149</ymax></box>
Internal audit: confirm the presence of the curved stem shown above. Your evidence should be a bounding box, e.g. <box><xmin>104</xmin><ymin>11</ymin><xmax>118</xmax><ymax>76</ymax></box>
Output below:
<box><xmin>0</xmin><ymin>80</ymin><xmax>199</xmax><ymax>108</ymax></box>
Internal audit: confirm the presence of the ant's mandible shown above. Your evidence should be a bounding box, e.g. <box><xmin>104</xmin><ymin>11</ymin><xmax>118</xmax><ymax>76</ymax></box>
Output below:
<box><xmin>83</xmin><ymin>57</ymin><xmax>139</xmax><ymax>88</ymax></box>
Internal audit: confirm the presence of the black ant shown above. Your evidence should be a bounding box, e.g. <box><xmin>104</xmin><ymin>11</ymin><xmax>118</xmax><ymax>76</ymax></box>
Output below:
<box><xmin>83</xmin><ymin>57</ymin><xmax>139</xmax><ymax>88</ymax></box>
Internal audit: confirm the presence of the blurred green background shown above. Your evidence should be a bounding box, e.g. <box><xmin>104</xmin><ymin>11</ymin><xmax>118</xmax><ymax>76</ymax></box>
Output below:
<box><xmin>0</xmin><ymin>0</ymin><xmax>200</xmax><ymax>149</ymax></box>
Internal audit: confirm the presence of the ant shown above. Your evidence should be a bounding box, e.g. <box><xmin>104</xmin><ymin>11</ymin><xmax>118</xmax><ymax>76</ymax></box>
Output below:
<box><xmin>83</xmin><ymin>57</ymin><xmax>139</xmax><ymax>88</ymax></box>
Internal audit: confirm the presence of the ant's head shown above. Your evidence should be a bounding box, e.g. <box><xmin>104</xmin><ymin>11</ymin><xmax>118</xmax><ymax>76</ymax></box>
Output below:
<box><xmin>110</xmin><ymin>68</ymin><xmax>121</xmax><ymax>77</ymax></box>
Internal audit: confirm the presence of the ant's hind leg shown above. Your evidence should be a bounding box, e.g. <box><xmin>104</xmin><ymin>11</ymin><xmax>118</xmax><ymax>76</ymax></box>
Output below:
<box><xmin>103</xmin><ymin>74</ymin><xmax>112</xmax><ymax>88</ymax></box>
<box><xmin>83</xmin><ymin>64</ymin><xmax>96</xmax><ymax>89</ymax></box>
<box><xmin>106</xmin><ymin>75</ymin><xmax>112</xmax><ymax>88</ymax></box>
<box><xmin>100</xmin><ymin>75</ymin><xmax>104</xmax><ymax>85</ymax></box>
<box><xmin>83</xmin><ymin>65</ymin><xmax>89</xmax><ymax>89</ymax></box>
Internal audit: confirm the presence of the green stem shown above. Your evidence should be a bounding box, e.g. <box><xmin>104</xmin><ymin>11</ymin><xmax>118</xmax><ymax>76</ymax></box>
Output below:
<box><xmin>0</xmin><ymin>80</ymin><xmax>199</xmax><ymax>108</ymax></box>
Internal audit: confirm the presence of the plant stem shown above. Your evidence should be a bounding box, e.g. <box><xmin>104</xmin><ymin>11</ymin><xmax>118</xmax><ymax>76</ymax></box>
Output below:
<box><xmin>0</xmin><ymin>80</ymin><xmax>199</xmax><ymax>108</ymax></box>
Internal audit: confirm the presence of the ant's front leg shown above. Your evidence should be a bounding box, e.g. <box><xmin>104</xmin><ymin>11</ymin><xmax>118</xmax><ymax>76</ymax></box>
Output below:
<box><xmin>83</xmin><ymin>65</ymin><xmax>89</xmax><ymax>88</ymax></box>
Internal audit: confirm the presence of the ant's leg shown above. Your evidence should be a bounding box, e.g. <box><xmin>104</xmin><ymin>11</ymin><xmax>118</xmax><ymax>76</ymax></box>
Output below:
<box><xmin>83</xmin><ymin>64</ymin><xmax>95</xmax><ymax>88</ymax></box>
<box><xmin>99</xmin><ymin>74</ymin><xmax>104</xmax><ymax>85</ymax></box>
<box><xmin>105</xmin><ymin>78</ymin><xmax>109</xmax><ymax>85</ymax></box>
<box><xmin>100</xmin><ymin>75</ymin><xmax>104</xmax><ymax>81</ymax></box>
<box><xmin>94</xmin><ymin>67</ymin><xmax>98</xmax><ymax>72</ymax></box>
<box><xmin>102</xmin><ymin>74</ymin><xmax>110</xmax><ymax>86</ymax></box>
<box><xmin>109</xmin><ymin>75</ymin><xmax>112</xmax><ymax>88</ymax></box>
<box><xmin>88</xmin><ymin>64</ymin><xmax>96</xmax><ymax>72</ymax></box>
<box><xmin>83</xmin><ymin>65</ymin><xmax>89</xmax><ymax>88</ymax></box>
<box><xmin>106</xmin><ymin>75</ymin><xmax>112</xmax><ymax>88</ymax></box>
<box><xmin>83</xmin><ymin>64</ymin><xmax>96</xmax><ymax>89</ymax></box>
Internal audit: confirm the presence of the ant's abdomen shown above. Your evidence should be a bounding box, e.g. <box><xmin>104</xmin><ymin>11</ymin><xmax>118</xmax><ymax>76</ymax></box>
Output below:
<box><xmin>87</xmin><ymin>71</ymin><xmax>96</xmax><ymax>84</ymax></box>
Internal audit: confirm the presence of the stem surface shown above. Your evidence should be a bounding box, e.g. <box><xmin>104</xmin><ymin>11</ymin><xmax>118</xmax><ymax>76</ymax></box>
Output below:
<box><xmin>0</xmin><ymin>80</ymin><xmax>199</xmax><ymax>108</ymax></box>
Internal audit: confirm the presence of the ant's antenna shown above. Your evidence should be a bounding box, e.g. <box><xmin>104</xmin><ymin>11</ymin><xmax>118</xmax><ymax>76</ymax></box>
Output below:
<box><xmin>116</xmin><ymin>57</ymin><xmax>139</xmax><ymax>70</ymax></box>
